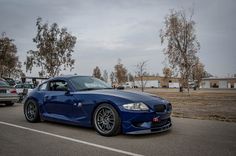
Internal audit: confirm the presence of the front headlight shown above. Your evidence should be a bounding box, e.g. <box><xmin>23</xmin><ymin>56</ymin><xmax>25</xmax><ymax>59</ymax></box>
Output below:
<box><xmin>122</xmin><ymin>102</ymin><xmax>149</xmax><ymax>111</ymax></box>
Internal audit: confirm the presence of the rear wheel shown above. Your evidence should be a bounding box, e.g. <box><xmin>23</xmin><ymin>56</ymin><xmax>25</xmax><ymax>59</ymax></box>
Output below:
<box><xmin>24</xmin><ymin>99</ymin><xmax>40</xmax><ymax>122</ymax></box>
<box><xmin>93</xmin><ymin>104</ymin><xmax>121</xmax><ymax>136</ymax></box>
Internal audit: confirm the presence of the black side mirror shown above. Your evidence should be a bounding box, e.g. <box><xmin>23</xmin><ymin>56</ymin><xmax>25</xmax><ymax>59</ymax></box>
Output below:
<box><xmin>65</xmin><ymin>89</ymin><xmax>71</xmax><ymax>95</ymax></box>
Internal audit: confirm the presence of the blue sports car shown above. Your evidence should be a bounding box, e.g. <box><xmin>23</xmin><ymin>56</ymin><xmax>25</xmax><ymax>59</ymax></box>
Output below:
<box><xmin>24</xmin><ymin>75</ymin><xmax>172</xmax><ymax>136</ymax></box>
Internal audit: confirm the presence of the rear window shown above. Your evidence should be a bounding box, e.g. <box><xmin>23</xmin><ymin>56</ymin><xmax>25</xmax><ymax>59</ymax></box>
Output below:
<box><xmin>24</xmin><ymin>84</ymin><xmax>34</xmax><ymax>89</ymax></box>
<box><xmin>0</xmin><ymin>81</ymin><xmax>10</xmax><ymax>87</ymax></box>
<box><xmin>15</xmin><ymin>84</ymin><xmax>23</xmax><ymax>88</ymax></box>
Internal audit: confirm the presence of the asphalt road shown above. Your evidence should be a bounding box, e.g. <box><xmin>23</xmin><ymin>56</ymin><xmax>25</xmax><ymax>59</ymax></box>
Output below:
<box><xmin>0</xmin><ymin>103</ymin><xmax>235</xmax><ymax>156</ymax></box>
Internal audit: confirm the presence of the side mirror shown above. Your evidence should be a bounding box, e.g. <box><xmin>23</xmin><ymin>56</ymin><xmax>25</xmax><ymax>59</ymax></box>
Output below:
<box><xmin>65</xmin><ymin>89</ymin><xmax>71</xmax><ymax>96</ymax></box>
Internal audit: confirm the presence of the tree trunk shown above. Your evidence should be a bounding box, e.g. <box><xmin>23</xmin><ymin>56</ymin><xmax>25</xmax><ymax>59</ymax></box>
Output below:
<box><xmin>141</xmin><ymin>76</ymin><xmax>144</xmax><ymax>92</ymax></box>
<box><xmin>186</xmin><ymin>74</ymin><xmax>190</xmax><ymax>95</ymax></box>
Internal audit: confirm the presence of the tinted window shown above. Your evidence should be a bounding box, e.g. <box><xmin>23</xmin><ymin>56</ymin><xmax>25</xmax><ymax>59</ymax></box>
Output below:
<box><xmin>15</xmin><ymin>84</ymin><xmax>22</xmax><ymax>88</ymax></box>
<box><xmin>49</xmin><ymin>81</ymin><xmax>68</xmax><ymax>91</ymax></box>
<box><xmin>24</xmin><ymin>84</ymin><xmax>34</xmax><ymax>89</ymax></box>
<box><xmin>39</xmin><ymin>83</ymin><xmax>48</xmax><ymax>91</ymax></box>
<box><xmin>0</xmin><ymin>81</ymin><xmax>10</xmax><ymax>87</ymax></box>
<box><xmin>69</xmin><ymin>76</ymin><xmax>111</xmax><ymax>91</ymax></box>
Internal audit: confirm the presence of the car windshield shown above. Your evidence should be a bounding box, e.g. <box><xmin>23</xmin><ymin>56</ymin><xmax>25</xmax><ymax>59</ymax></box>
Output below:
<box><xmin>69</xmin><ymin>76</ymin><xmax>112</xmax><ymax>91</ymax></box>
<box><xmin>0</xmin><ymin>81</ymin><xmax>10</xmax><ymax>87</ymax></box>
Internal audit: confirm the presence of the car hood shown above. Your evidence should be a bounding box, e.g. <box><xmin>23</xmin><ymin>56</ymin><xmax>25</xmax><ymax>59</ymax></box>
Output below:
<box><xmin>74</xmin><ymin>89</ymin><xmax>169</xmax><ymax>107</ymax></box>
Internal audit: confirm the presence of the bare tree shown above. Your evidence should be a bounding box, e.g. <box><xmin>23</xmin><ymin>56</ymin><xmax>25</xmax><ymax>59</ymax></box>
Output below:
<box><xmin>0</xmin><ymin>32</ymin><xmax>22</xmax><ymax>78</ymax></box>
<box><xmin>128</xmin><ymin>73</ymin><xmax>134</xmax><ymax>82</ymax></box>
<box><xmin>102</xmin><ymin>70</ymin><xmax>108</xmax><ymax>82</ymax></box>
<box><xmin>191</xmin><ymin>59</ymin><xmax>205</xmax><ymax>88</ymax></box>
<box><xmin>160</xmin><ymin>9</ymin><xmax>200</xmax><ymax>93</ymax></box>
<box><xmin>110</xmin><ymin>71</ymin><xmax>115</xmax><ymax>86</ymax></box>
<box><xmin>25</xmin><ymin>17</ymin><xmax>77</xmax><ymax>77</ymax></box>
<box><xmin>135</xmin><ymin>61</ymin><xmax>148</xmax><ymax>92</ymax></box>
<box><xmin>93</xmin><ymin>66</ymin><xmax>101</xmax><ymax>79</ymax></box>
<box><xmin>114</xmin><ymin>59</ymin><xmax>127</xmax><ymax>84</ymax></box>
<box><xmin>162</xmin><ymin>67</ymin><xmax>173</xmax><ymax>87</ymax></box>
<box><xmin>203</xmin><ymin>72</ymin><xmax>213</xmax><ymax>78</ymax></box>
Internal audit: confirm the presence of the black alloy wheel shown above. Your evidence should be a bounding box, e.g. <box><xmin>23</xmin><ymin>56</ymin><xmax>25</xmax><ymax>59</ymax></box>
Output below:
<box><xmin>93</xmin><ymin>104</ymin><xmax>121</xmax><ymax>136</ymax></box>
<box><xmin>24</xmin><ymin>99</ymin><xmax>40</xmax><ymax>122</ymax></box>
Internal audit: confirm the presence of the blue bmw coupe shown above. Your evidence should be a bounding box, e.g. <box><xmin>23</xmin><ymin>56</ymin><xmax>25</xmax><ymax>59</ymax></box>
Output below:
<box><xmin>24</xmin><ymin>75</ymin><xmax>172</xmax><ymax>136</ymax></box>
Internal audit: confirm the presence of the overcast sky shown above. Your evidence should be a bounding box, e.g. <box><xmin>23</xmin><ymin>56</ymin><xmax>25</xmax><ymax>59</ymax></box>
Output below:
<box><xmin>0</xmin><ymin>0</ymin><xmax>235</xmax><ymax>77</ymax></box>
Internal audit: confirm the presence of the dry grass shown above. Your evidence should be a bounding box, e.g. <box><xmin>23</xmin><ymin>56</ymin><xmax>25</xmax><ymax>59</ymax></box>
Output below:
<box><xmin>131</xmin><ymin>88</ymin><xmax>236</xmax><ymax>122</ymax></box>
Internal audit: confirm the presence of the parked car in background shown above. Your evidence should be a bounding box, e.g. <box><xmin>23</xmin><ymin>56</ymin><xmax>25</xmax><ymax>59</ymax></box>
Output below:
<box><xmin>122</xmin><ymin>82</ymin><xmax>133</xmax><ymax>88</ymax></box>
<box><xmin>15</xmin><ymin>83</ymin><xmax>34</xmax><ymax>94</ymax></box>
<box><xmin>0</xmin><ymin>80</ymin><xmax>19</xmax><ymax>106</ymax></box>
<box><xmin>2</xmin><ymin>77</ymin><xmax>16</xmax><ymax>86</ymax></box>
<box><xmin>15</xmin><ymin>83</ymin><xmax>34</xmax><ymax>102</ymax></box>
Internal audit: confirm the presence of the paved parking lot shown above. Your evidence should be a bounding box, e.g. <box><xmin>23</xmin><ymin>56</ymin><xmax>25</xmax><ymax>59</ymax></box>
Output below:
<box><xmin>0</xmin><ymin>103</ymin><xmax>236</xmax><ymax>156</ymax></box>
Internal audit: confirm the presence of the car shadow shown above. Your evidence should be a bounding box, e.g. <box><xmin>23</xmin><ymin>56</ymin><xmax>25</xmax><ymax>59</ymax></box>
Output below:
<box><xmin>0</xmin><ymin>104</ymin><xmax>16</xmax><ymax>107</ymax></box>
<box><xmin>41</xmin><ymin>120</ymin><xmax>172</xmax><ymax>138</ymax></box>
<box><xmin>42</xmin><ymin>120</ymin><xmax>94</xmax><ymax>132</ymax></box>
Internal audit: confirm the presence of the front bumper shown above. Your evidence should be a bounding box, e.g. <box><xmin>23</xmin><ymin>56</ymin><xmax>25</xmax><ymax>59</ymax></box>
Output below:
<box><xmin>121</xmin><ymin>110</ymin><xmax>172</xmax><ymax>134</ymax></box>
<box><xmin>126</xmin><ymin>122</ymin><xmax>172</xmax><ymax>134</ymax></box>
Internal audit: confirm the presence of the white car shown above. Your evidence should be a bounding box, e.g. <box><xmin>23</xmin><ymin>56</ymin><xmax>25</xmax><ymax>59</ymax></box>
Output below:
<box><xmin>15</xmin><ymin>83</ymin><xmax>34</xmax><ymax>95</ymax></box>
<box><xmin>0</xmin><ymin>80</ymin><xmax>19</xmax><ymax>106</ymax></box>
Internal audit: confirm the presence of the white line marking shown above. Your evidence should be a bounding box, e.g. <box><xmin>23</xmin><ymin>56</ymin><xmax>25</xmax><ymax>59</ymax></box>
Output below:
<box><xmin>0</xmin><ymin>121</ymin><xmax>143</xmax><ymax>156</ymax></box>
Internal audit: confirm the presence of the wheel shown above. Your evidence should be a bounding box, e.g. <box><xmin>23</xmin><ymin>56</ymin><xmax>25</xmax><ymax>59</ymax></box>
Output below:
<box><xmin>5</xmin><ymin>102</ymin><xmax>14</xmax><ymax>106</ymax></box>
<box><xmin>24</xmin><ymin>99</ymin><xmax>40</xmax><ymax>122</ymax></box>
<box><xmin>93</xmin><ymin>104</ymin><xmax>121</xmax><ymax>136</ymax></box>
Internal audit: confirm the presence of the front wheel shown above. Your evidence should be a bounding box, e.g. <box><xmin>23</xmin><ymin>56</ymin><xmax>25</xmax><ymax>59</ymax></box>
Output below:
<box><xmin>24</xmin><ymin>99</ymin><xmax>40</xmax><ymax>122</ymax></box>
<box><xmin>93</xmin><ymin>104</ymin><xmax>121</xmax><ymax>136</ymax></box>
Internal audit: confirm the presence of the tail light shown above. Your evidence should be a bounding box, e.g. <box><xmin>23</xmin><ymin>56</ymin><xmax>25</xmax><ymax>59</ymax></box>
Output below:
<box><xmin>10</xmin><ymin>89</ymin><xmax>17</xmax><ymax>94</ymax></box>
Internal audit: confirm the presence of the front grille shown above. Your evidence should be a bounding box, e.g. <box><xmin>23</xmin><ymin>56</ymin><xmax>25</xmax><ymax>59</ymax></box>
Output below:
<box><xmin>154</xmin><ymin>103</ymin><xmax>172</xmax><ymax>112</ymax></box>
<box><xmin>151</xmin><ymin>118</ymin><xmax>171</xmax><ymax>128</ymax></box>
<box><xmin>154</xmin><ymin>104</ymin><xmax>166</xmax><ymax>112</ymax></box>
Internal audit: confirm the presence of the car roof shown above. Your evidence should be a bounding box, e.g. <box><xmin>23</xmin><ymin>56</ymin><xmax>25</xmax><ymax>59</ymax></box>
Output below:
<box><xmin>47</xmin><ymin>75</ymin><xmax>91</xmax><ymax>81</ymax></box>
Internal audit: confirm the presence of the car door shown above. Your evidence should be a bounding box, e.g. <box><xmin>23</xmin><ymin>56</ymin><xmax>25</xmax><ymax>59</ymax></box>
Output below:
<box><xmin>43</xmin><ymin>80</ymin><xmax>76</xmax><ymax>119</ymax></box>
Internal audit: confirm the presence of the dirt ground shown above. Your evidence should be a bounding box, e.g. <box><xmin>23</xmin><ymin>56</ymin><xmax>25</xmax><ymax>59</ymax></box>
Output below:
<box><xmin>130</xmin><ymin>88</ymin><xmax>236</xmax><ymax>122</ymax></box>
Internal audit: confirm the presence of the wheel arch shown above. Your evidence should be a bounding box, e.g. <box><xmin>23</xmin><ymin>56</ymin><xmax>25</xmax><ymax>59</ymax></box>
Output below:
<box><xmin>24</xmin><ymin>96</ymin><xmax>39</xmax><ymax>106</ymax></box>
<box><xmin>91</xmin><ymin>100</ymin><xmax>122</xmax><ymax>127</ymax></box>
<box><xmin>24</xmin><ymin>96</ymin><xmax>42</xmax><ymax>117</ymax></box>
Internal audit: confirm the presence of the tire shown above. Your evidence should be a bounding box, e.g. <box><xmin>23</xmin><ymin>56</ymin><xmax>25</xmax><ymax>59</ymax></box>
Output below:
<box><xmin>24</xmin><ymin>99</ymin><xmax>40</xmax><ymax>123</ymax></box>
<box><xmin>5</xmin><ymin>102</ymin><xmax>14</xmax><ymax>106</ymax></box>
<box><xmin>93</xmin><ymin>104</ymin><xmax>121</xmax><ymax>136</ymax></box>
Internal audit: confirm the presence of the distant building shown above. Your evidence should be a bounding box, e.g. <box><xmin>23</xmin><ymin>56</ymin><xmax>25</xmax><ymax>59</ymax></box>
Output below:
<box><xmin>134</xmin><ymin>76</ymin><xmax>180</xmax><ymax>88</ymax></box>
<box><xmin>201</xmin><ymin>77</ymin><xmax>236</xmax><ymax>89</ymax></box>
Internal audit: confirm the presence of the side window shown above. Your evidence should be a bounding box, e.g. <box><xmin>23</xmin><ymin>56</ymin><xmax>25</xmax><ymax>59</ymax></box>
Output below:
<box><xmin>39</xmin><ymin>83</ymin><xmax>48</xmax><ymax>91</ymax></box>
<box><xmin>49</xmin><ymin>81</ymin><xmax>68</xmax><ymax>91</ymax></box>
<box><xmin>15</xmin><ymin>85</ymin><xmax>21</xmax><ymax>88</ymax></box>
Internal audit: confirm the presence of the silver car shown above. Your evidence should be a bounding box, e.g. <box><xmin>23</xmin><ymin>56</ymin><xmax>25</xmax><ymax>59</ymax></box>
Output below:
<box><xmin>0</xmin><ymin>80</ymin><xmax>19</xmax><ymax>106</ymax></box>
